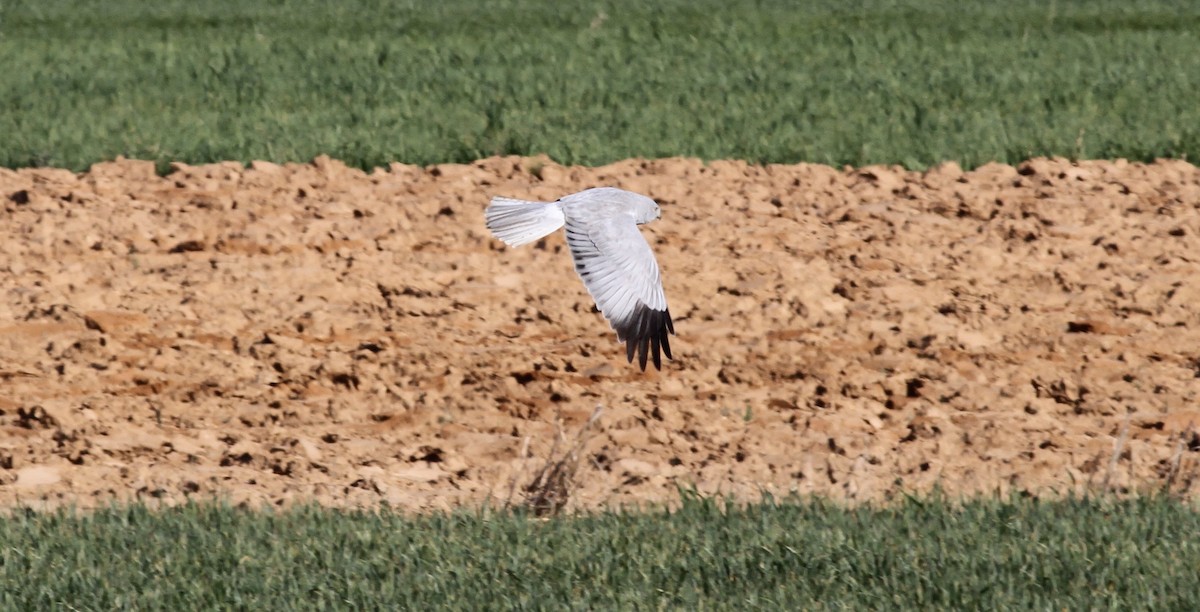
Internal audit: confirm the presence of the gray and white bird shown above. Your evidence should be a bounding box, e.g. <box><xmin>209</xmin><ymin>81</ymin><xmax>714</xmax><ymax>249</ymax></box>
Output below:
<box><xmin>484</xmin><ymin>187</ymin><xmax>674</xmax><ymax>371</ymax></box>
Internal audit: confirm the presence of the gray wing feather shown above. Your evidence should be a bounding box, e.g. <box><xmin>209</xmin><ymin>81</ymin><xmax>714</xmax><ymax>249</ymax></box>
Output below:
<box><xmin>563</xmin><ymin>214</ymin><xmax>673</xmax><ymax>370</ymax></box>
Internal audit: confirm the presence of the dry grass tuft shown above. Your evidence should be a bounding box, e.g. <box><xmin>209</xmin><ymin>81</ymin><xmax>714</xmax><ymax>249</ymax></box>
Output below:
<box><xmin>513</xmin><ymin>405</ymin><xmax>604</xmax><ymax>517</ymax></box>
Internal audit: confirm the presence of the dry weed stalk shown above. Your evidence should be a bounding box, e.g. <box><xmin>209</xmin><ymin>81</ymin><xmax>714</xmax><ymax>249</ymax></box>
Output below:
<box><xmin>520</xmin><ymin>404</ymin><xmax>604</xmax><ymax>517</ymax></box>
<box><xmin>1083</xmin><ymin>411</ymin><xmax>1200</xmax><ymax>502</ymax></box>
<box><xmin>1162</xmin><ymin>425</ymin><xmax>1199</xmax><ymax>498</ymax></box>
<box><xmin>1099</xmin><ymin>411</ymin><xmax>1132</xmax><ymax>495</ymax></box>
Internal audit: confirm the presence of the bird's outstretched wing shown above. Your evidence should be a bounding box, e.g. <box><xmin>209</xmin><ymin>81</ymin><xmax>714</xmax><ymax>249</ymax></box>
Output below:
<box><xmin>563</xmin><ymin>214</ymin><xmax>674</xmax><ymax>370</ymax></box>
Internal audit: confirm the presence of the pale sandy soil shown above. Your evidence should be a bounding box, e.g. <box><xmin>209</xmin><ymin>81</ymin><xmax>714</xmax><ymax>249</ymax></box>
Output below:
<box><xmin>1</xmin><ymin>155</ymin><xmax>1198</xmax><ymax>512</ymax></box>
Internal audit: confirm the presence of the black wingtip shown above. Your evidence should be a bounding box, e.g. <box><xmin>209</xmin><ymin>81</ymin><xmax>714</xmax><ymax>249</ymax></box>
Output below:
<box><xmin>614</xmin><ymin>304</ymin><xmax>674</xmax><ymax>372</ymax></box>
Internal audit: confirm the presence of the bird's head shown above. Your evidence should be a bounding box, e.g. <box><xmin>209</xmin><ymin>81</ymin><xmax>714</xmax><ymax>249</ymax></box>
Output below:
<box><xmin>632</xmin><ymin>193</ymin><xmax>661</xmax><ymax>225</ymax></box>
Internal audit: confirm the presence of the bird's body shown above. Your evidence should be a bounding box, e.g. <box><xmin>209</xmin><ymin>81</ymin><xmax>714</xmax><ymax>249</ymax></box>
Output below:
<box><xmin>485</xmin><ymin>187</ymin><xmax>674</xmax><ymax>371</ymax></box>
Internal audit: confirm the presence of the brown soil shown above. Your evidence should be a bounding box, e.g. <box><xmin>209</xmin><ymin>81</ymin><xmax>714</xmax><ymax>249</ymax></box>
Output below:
<box><xmin>1</xmin><ymin>155</ymin><xmax>1199</xmax><ymax>512</ymax></box>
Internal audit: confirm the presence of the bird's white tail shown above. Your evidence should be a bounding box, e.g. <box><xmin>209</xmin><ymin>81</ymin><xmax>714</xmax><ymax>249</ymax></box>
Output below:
<box><xmin>484</xmin><ymin>197</ymin><xmax>566</xmax><ymax>247</ymax></box>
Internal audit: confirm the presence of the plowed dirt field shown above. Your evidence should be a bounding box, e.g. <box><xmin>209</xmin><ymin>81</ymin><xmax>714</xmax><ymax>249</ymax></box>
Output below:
<box><xmin>2</xmin><ymin>155</ymin><xmax>1198</xmax><ymax>512</ymax></box>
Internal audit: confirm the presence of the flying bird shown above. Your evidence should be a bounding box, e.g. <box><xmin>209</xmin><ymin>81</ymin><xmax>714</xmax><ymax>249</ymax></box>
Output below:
<box><xmin>485</xmin><ymin>187</ymin><xmax>675</xmax><ymax>371</ymax></box>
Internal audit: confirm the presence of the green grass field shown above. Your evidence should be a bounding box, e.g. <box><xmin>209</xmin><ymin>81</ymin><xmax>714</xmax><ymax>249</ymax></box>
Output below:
<box><xmin>2</xmin><ymin>0</ymin><xmax>1199</xmax><ymax>171</ymax></box>
<box><xmin>2</xmin><ymin>495</ymin><xmax>1198</xmax><ymax>609</ymax></box>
